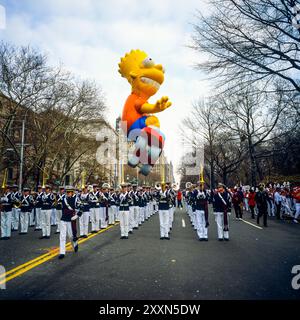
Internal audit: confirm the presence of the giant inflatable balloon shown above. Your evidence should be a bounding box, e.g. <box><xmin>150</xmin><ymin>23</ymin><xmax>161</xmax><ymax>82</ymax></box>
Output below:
<box><xmin>118</xmin><ymin>49</ymin><xmax>172</xmax><ymax>176</ymax></box>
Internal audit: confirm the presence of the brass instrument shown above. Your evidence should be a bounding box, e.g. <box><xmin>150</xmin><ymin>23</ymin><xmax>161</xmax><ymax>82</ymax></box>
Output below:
<box><xmin>199</xmin><ymin>165</ymin><xmax>205</xmax><ymax>185</ymax></box>
<box><xmin>1</xmin><ymin>168</ymin><xmax>8</xmax><ymax>190</ymax></box>
<box><xmin>42</xmin><ymin>169</ymin><xmax>49</xmax><ymax>188</ymax></box>
<box><xmin>155</xmin><ymin>182</ymin><xmax>162</xmax><ymax>191</ymax></box>
<box><xmin>81</xmin><ymin>170</ymin><xmax>86</xmax><ymax>190</ymax></box>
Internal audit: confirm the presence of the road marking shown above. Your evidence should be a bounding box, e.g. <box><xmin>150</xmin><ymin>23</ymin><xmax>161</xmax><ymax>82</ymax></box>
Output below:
<box><xmin>240</xmin><ymin>219</ymin><xmax>263</xmax><ymax>230</ymax></box>
<box><xmin>182</xmin><ymin>219</ymin><xmax>186</xmax><ymax>228</ymax></box>
<box><xmin>0</xmin><ymin>223</ymin><xmax>119</xmax><ymax>285</ymax></box>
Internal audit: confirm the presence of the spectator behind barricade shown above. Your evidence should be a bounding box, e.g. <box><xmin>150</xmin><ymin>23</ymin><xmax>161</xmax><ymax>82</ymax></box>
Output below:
<box><xmin>177</xmin><ymin>190</ymin><xmax>183</xmax><ymax>209</ymax></box>
<box><xmin>274</xmin><ymin>187</ymin><xmax>282</xmax><ymax>220</ymax></box>
<box><xmin>248</xmin><ymin>187</ymin><xmax>256</xmax><ymax>219</ymax></box>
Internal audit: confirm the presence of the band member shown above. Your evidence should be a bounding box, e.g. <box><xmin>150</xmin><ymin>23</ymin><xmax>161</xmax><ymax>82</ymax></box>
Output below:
<box><xmin>194</xmin><ymin>182</ymin><xmax>209</xmax><ymax>241</ymax></box>
<box><xmin>58</xmin><ymin>186</ymin><xmax>81</xmax><ymax>259</ymax></box>
<box><xmin>255</xmin><ymin>184</ymin><xmax>268</xmax><ymax>227</ymax></box>
<box><xmin>212</xmin><ymin>183</ymin><xmax>231</xmax><ymax>241</ymax></box>
<box><xmin>119</xmin><ymin>183</ymin><xmax>130</xmax><ymax>239</ymax></box>
<box><xmin>100</xmin><ymin>183</ymin><xmax>110</xmax><ymax>229</ymax></box>
<box><xmin>130</xmin><ymin>184</ymin><xmax>140</xmax><ymax>230</ymax></box>
<box><xmin>55</xmin><ymin>186</ymin><xmax>65</xmax><ymax>234</ymax></box>
<box><xmin>11</xmin><ymin>184</ymin><xmax>21</xmax><ymax>231</ymax></box>
<box><xmin>115</xmin><ymin>188</ymin><xmax>120</xmax><ymax>222</ymax></box>
<box><xmin>138</xmin><ymin>187</ymin><xmax>146</xmax><ymax>225</ymax></box>
<box><xmin>19</xmin><ymin>187</ymin><xmax>34</xmax><ymax>234</ymax></box>
<box><xmin>108</xmin><ymin>187</ymin><xmax>116</xmax><ymax>225</ymax></box>
<box><xmin>40</xmin><ymin>185</ymin><xmax>55</xmax><ymax>239</ymax></box>
<box><xmin>0</xmin><ymin>185</ymin><xmax>14</xmax><ymax>240</ymax></box>
<box><xmin>51</xmin><ymin>191</ymin><xmax>57</xmax><ymax>227</ymax></box>
<box><xmin>34</xmin><ymin>185</ymin><xmax>43</xmax><ymax>231</ymax></box>
<box><xmin>167</xmin><ymin>183</ymin><xmax>176</xmax><ymax>231</ymax></box>
<box><xmin>79</xmin><ymin>185</ymin><xmax>90</xmax><ymax>238</ymax></box>
<box><xmin>158</xmin><ymin>183</ymin><xmax>170</xmax><ymax>240</ymax></box>
<box><xmin>28</xmin><ymin>188</ymin><xmax>35</xmax><ymax>227</ymax></box>
<box><xmin>88</xmin><ymin>184</ymin><xmax>100</xmax><ymax>233</ymax></box>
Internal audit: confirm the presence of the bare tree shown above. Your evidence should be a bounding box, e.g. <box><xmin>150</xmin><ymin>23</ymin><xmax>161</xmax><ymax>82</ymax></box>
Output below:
<box><xmin>191</xmin><ymin>0</ymin><xmax>300</xmax><ymax>94</ymax></box>
<box><xmin>182</xmin><ymin>99</ymin><xmax>222</xmax><ymax>188</ymax></box>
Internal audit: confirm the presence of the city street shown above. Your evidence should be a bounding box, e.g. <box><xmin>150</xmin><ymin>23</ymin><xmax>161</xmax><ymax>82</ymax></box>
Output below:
<box><xmin>0</xmin><ymin>207</ymin><xmax>299</xmax><ymax>300</ymax></box>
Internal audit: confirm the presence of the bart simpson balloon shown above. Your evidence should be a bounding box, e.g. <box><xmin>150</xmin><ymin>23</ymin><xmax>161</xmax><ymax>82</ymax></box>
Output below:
<box><xmin>118</xmin><ymin>49</ymin><xmax>172</xmax><ymax>176</ymax></box>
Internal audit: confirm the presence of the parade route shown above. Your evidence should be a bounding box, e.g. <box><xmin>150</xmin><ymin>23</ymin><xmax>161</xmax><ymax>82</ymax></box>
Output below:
<box><xmin>0</xmin><ymin>207</ymin><xmax>299</xmax><ymax>300</ymax></box>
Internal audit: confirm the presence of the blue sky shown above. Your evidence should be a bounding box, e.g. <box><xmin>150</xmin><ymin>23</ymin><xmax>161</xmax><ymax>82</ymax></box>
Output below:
<box><xmin>0</xmin><ymin>0</ymin><xmax>211</xmax><ymax>180</ymax></box>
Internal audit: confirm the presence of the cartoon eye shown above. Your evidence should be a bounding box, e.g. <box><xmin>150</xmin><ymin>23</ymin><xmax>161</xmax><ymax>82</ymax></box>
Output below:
<box><xmin>142</xmin><ymin>57</ymin><xmax>155</xmax><ymax>67</ymax></box>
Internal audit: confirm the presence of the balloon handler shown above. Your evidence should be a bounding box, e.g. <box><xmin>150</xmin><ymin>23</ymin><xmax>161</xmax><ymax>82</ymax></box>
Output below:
<box><xmin>118</xmin><ymin>50</ymin><xmax>172</xmax><ymax>176</ymax></box>
<box><xmin>58</xmin><ymin>186</ymin><xmax>83</xmax><ymax>260</ymax></box>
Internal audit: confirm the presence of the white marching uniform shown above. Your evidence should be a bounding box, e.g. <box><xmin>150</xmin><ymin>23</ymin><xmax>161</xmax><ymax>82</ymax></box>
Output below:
<box><xmin>41</xmin><ymin>192</ymin><xmax>55</xmax><ymax>237</ymax></box>
<box><xmin>59</xmin><ymin>195</ymin><xmax>79</xmax><ymax>255</ymax></box>
<box><xmin>88</xmin><ymin>191</ymin><xmax>100</xmax><ymax>232</ymax></box>
<box><xmin>119</xmin><ymin>192</ymin><xmax>130</xmax><ymax>237</ymax></box>
<box><xmin>158</xmin><ymin>189</ymin><xmax>170</xmax><ymax>238</ymax></box>
<box><xmin>19</xmin><ymin>194</ymin><xmax>34</xmax><ymax>233</ymax></box>
<box><xmin>79</xmin><ymin>192</ymin><xmax>90</xmax><ymax>236</ymax></box>
<box><xmin>212</xmin><ymin>191</ymin><xmax>231</xmax><ymax>240</ymax></box>
<box><xmin>0</xmin><ymin>192</ymin><xmax>14</xmax><ymax>238</ymax></box>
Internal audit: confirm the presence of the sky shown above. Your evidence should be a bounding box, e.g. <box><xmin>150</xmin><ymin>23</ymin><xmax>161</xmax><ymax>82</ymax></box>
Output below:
<box><xmin>0</xmin><ymin>0</ymin><xmax>212</xmax><ymax>182</ymax></box>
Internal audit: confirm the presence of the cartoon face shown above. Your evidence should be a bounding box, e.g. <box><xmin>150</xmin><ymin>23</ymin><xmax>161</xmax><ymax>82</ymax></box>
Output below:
<box><xmin>119</xmin><ymin>50</ymin><xmax>165</xmax><ymax>97</ymax></box>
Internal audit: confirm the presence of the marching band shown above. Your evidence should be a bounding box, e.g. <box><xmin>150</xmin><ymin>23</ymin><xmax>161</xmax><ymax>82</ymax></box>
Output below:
<box><xmin>1</xmin><ymin>180</ymin><xmax>299</xmax><ymax>258</ymax></box>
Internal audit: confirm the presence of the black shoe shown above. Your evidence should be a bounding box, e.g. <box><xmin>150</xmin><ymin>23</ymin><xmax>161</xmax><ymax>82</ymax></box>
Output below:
<box><xmin>58</xmin><ymin>254</ymin><xmax>65</xmax><ymax>260</ymax></box>
<box><xmin>204</xmin><ymin>238</ymin><xmax>208</xmax><ymax>241</ymax></box>
<box><xmin>79</xmin><ymin>235</ymin><xmax>85</xmax><ymax>238</ymax></box>
<box><xmin>39</xmin><ymin>236</ymin><xmax>46</xmax><ymax>239</ymax></box>
<box><xmin>0</xmin><ymin>237</ymin><xmax>6</xmax><ymax>240</ymax></box>
<box><xmin>83</xmin><ymin>235</ymin><xmax>88</xmax><ymax>238</ymax></box>
<box><xmin>133</xmin><ymin>227</ymin><xmax>138</xmax><ymax>230</ymax></box>
<box><xmin>74</xmin><ymin>244</ymin><xmax>78</xmax><ymax>253</ymax></box>
<box><xmin>91</xmin><ymin>230</ymin><xmax>97</xmax><ymax>234</ymax></box>
<box><xmin>34</xmin><ymin>228</ymin><xmax>42</xmax><ymax>231</ymax></box>
<box><xmin>5</xmin><ymin>237</ymin><xmax>10</xmax><ymax>240</ymax></box>
<box><xmin>199</xmin><ymin>238</ymin><xmax>204</xmax><ymax>241</ymax></box>
<box><xmin>224</xmin><ymin>238</ymin><xmax>229</xmax><ymax>241</ymax></box>
<box><xmin>45</xmin><ymin>236</ymin><xmax>50</xmax><ymax>239</ymax></box>
<box><xmin>129</xmin><ymin>231</ymin><xmax>133</xmax><ymax>234</ymax></box>
<box><xmin>164</xmin><ymin>237</ymin><xmax>170</xmax><ymax>240</ymax></box>
<box><xmin>55</xmin><ymin>231</ymin><xmax>60</xmax><ymax>234</ymax></box>
<box><xmin>12</xmin><ymin>229</ymin><xmax>18</xmax><ymax>232</ymax></box>
<box><xmin>218</xmin><ymin>238</ymin><xmax>223</xmax><ymax>241</ymax></box>
<box><xmin>19</xmin><ymin>232</ymin><xmax>27</xmax><ymax>235</ymax></box>
<box><xmin>160</xmin><ymin>237</ymin><xmax>164</xmax><ymax>240</ymax></box>
<box><xmin>125</xmin><ymin>236</ymin><xmax>129</xmax><ymax>239</ymax></box>
<box><xmin>120</xmin><ymin>236</ymin><xmax>125</xmax><ymax>239</ymax></box>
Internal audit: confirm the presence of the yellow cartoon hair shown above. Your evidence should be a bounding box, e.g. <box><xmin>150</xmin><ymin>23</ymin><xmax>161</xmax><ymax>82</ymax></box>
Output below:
<box><xmin>118</xmin><ymin>49</ymin><xmax>147</xmax><ymax>81</ymax></box>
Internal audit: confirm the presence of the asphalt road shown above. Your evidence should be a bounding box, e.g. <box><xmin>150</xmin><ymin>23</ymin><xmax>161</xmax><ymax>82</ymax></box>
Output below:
<box><xmin>0</xmin><ymin>206</ymin><xmax>299</xmax><ymax>300</ymax></box>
